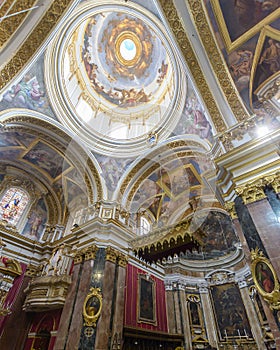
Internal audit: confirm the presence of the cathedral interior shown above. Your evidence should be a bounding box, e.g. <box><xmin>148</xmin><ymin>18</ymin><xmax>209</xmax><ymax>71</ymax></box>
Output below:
<box><xmin>0</xmin><ymin>0</ymin><xmax>280</xmax><ymax>349</ymax></box>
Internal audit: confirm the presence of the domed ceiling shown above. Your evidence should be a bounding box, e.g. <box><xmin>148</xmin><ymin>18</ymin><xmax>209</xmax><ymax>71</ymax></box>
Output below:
<box><xmin>46</xmin><ymin>3</ymin><xmax>185</xmax><ymax>156</ymax></box>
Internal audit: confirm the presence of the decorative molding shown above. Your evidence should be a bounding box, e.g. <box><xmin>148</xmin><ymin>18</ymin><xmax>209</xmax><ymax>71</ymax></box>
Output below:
<box><xmin>236</xmin><ymin>172</ymin><xmax>280</xmax><ymax>204</ymax></box>
<box><xmin>224</xmin><ymin>201</ymin><xmax>238</xmax><ymax>219</ymax></box>
<box><xmin>83</xmin><ymin>245</ymin><xmax>98</xmax><ymax>261</ymax></box>
<box><xmin>25</xmin><ymin>264</ymin><xmax>42</xmax><ymax>277</ymax></box>
<box><xmin>236</xmin><ymin>179</ymin><xmax>267</xmax><ymax>204</ymax></box>
<box><xmin>158</xmin><ymin>0</ymin><xmax>227</xmax><ymax>132</ymax></box>
<box><xmin>117</xmin><ymin>253</ymin><xmax>128</xmax><ymax>268</ymax></box>
<box><xmin>74</xmin><ymin>250</ymin><xmax>84</xmax><ymax>265</ymax></box>
<box><xmin>0</xmin><ymin>0</ymin><xmax>38</xmax><ymax>51</ymax></box>
<box><xmin>0</xmin><ymin>0</ymin><xmax>76</xmax><ymax>92</ymax></box>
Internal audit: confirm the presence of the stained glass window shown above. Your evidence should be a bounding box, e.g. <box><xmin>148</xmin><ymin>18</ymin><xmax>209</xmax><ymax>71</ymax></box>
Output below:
<box><xmin>0</xmin><ymin>187</ymin><xmax>29</xmax><ymax>225</ymax></box>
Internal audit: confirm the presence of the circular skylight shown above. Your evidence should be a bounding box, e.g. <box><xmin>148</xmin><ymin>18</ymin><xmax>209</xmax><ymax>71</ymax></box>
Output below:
<box><xmin>120</xmin><ymin>39</ymin><xmax>136</xmax><ymax>60</ymax></box>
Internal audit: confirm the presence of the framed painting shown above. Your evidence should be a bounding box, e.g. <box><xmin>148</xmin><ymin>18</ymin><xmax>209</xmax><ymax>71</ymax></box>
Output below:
<box><xmin>251</xmin><ymin>248</ymin><xmax>280</xmax><ymax>310</ymax></box>
<box><xmin>137</xmin><ymin>274</ymin><xmax>157</xmax><ymax>324</ymax></box>
<box><xmin>211</xmin><ymin>283</ymin><xmax>252</xmax><ymax>339</ymax></box>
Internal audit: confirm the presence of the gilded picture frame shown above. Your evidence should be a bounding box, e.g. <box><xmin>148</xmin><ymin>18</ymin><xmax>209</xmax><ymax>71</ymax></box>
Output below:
<box><xmin>251</xmin><ymin>248</ymin><xmax>280</xmax><ymax>310</ymax></box>
<box><xmin>137</xmin><ymin>274</ymin><xmax>157</xmax><ymax>325</ymax></box>
<box><xmin>83</xmin><ymin>287</ymin><xmax>102</xmax><ymax>327</ymax></box>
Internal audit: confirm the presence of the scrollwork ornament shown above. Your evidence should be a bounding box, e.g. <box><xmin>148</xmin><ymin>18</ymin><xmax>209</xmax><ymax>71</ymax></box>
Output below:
<box><xmin>251</xmin><ymin>248</ymin><xmax>280</xmax><ymax>310</ymax></box>
<box><xmin>83</xmin><ymin>287</ymin><xmax>102</xmax><ymax>327</ymax></box>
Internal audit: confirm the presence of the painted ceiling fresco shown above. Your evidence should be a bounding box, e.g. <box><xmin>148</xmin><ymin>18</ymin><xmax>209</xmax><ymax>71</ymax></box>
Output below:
<box><xmin>0</xmin><ymin>131</ymin><xmax>87</xmax><ymax>213</ymax></box>
<box><xmin>0</xmin><ymin>55</ymin><xmax>56</xmax><ymax>119</ymax></box>
<box><xmin>61</xmin><ymin>8</ymin><xmax>177</xmax><ymax>142</ymax></box>
<box><xmin>130</xmin><ymin>155</ymin><xmax>214</xmax><ymax>227</ymax></box>
<box><xmin>207</xmin><ymin>0</ymin><xmax>280</xmax><ymax>109</ymax></box>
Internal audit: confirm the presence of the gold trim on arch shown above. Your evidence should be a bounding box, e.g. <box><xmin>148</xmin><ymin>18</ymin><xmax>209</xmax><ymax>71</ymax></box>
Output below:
<box><xmin>0</xmin><ymin>0</ymin><xmax>75</xmax><ymax>92</ymax></box>
<box><xmin>158</xmin><ymin>0</ymin><xmax>227</xmax><ymax>133</ymax></box>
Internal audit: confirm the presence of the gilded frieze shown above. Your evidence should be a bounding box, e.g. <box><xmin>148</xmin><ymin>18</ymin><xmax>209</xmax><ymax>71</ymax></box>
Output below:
<box><xmin>158</xmin><ymin>0</ymin><xmax>227</xmax><ymax>133</ymax></box>
<box><xmin>0</xmin><ymin>0</ymin><xmax>75</xmax><ymax>92</ymax></box>
<box><xmin>0</xmin><ymin>0</ymin><xmax>38</xmax><ymax>51</ymax></box>
<box><xmin>106</xmin><ymin>246</ymin><xmax>118</xmax><ymax>264</ymax></box>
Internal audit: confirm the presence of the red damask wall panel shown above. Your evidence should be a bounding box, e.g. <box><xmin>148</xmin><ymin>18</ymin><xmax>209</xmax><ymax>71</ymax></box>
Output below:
<box><xmin>124</xmin><ymin>264</ymin><xmax>168</xmax><ymax>332</ymax></box>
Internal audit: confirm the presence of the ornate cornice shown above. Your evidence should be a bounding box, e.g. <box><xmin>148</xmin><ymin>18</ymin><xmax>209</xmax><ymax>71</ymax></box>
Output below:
<box><xmin>158</xmin><ymin>0</ymin><xmax>227</xmax><ymax>132</ymax></box>
<box><xmin>186</xmin><ymin>0</ymin><xmax>249</xmax><ymax>123</ymax></box>
<box><xmin>0</xmin><ymin>0</ymin><xmax>76</xmax><ymax>92</ymax></box>
<box><xmin>236</xmin><ymin>171</ymin><xmax>280</xmax><ymax>204</ymax></box>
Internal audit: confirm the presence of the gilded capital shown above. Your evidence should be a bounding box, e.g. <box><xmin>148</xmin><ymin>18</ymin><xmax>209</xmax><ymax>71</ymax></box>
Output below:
<box><xmin>224</xmin><ymin>201</ymin><xmax>238</xmax><ymax>219</ymax></box>
<box><xmin>25</xmin><ymin>264</ymin><xmax>41</xmax><ymax>277</ymax></box>
<box><xmin>106</xmin><ymin>247</ymin><xmax>118</xmax><ymax>264</ymax></box>
<box><xmin>74</xmin><ymin>251</ymin><xmax>84</xmax><ymax>265</ymax></box>
<box><xmin>84</xmin><ymin>245</ymin><xmax>98</xmax><ymax>261</ymax></box>
<box><xmin>117</xmin><ymin>253</ymin><xmax>128</xmax><ymax>268</ymax></box>
<box><xmin>236</xmin><ymin>180</ymin><xmax>266</xmax><ymax>205</ymax></box>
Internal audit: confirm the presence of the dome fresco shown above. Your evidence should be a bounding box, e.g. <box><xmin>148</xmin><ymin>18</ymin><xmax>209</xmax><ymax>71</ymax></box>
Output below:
<box><xmin>82</xmin><ymin>12</ymin><xmax>168</xmax><ymax>106</ymax></box>
<box><xmin>53</xmin><ymin>4</ymin><xmax>183</xmax><ymax>155</ymax></box>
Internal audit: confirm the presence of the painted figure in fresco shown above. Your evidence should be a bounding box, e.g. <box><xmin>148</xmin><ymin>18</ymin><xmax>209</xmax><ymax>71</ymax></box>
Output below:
<box><xmin>234</xmin><ymin>0</ymin><xmax>279</xmax><ymax>29</ymax></box>
<box><xmin>257</xmin><ymin>262</ymin><xmax>275</xmax><ymax>293</ymax></box>
<box><xmin>259</xmin><ymin>39</ymin><xmax>280</xmax><ymax>75</ymax></box>
<box><xmin>230</xmin><ymin>49</ymin><xmax>253</xmax><ymax>80</ymax></box>
<box><xmin>29</xmin><ymin>214</ymin><xmax>43</xmax><ymax>238</ymax></box>
<box><xmin>2</xmin><ymin>76</ymin><xmax>45</xmax><ymax>110</ymax></box>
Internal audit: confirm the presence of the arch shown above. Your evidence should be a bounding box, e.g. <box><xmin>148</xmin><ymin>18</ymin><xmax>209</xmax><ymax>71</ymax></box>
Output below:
<box><xmin>0</xmin><ymin>111</ymin><xmax>106</xmax><ymax>224</ymax></box>
<box><xmin>115</xmin><ymin>135</ymin><xmax>213</xmax><ymax>227</ymax></box>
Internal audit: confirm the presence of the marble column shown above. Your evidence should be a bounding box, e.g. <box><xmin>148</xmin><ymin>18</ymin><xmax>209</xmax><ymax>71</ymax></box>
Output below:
<box><xmin>238</xmin><ymin>279</ymin><xmax>263</xmax><ymax>349</ymax></box>
<box><xmin>246</xmin><ymin>198</ymin><xmax>280</xmax><ymax>276</ymax></box>
<box><xmin>165</xmin><ymin>287</ymin><xmax>177</xmax><ymax>334</ymax></box>
<box><xmin>0</xmin><ymin>270</ymin><xmax>32</xmax><ymax>350</ymax></box>
<box><xmin>178</xmin><ymin>285</ymin><xmax>192</xmax><ymax>350</ymax></box>
<box><xmin>173</xmin><ymin>287</ymin><xmax>182</xmax><ymax>334</ymax></box>
<box><xmin>53</xmin><ymin>251</ymin><xmax>83</xmax><ymax>350</ymax></box>
<box><xmin>225</xmin><ymin>201</ymin><xmax>251</xmax><ymax>261</ymax></box>
<box><xmin>95</xmin><ymin>247</ymin><xmax>118</xmax><ymax>350</ymax></box>
<box><xmin>199</xmin><ymin>284</ymin><xmax>219</xmax><ymax>348</ymax></box>
<box><xmin>64</xmin><ymin>246</ymin><xmax>97</xmax><ymax>350</ymax></box>
<box><xmin>110</xmin><ymin>253</ymin><xmax>128</xmax><ymax>349</ymax></box>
